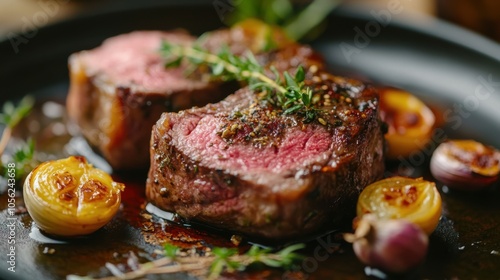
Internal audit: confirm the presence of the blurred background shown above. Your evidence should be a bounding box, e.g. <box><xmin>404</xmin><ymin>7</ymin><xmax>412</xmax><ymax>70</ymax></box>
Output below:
<box><xmin>0</xmin><ymin>0</ymin><xmax>499</xmax><ymax>43</ymax></box>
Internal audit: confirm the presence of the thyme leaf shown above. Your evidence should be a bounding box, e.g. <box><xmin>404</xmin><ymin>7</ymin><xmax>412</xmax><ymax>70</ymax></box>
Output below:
<box><xmin>0</xmin><ymin>95</ymin><xmax>34</xmax><ymax>155</ymax></box>
<box><xmin>0</xmin><ymin>95</ymin><xmax>34</xmax><ymax>129</ymax></box>
<box><xmin>0</xmin><ymin>138</ymin><xmax>36</xmax><ymax>181</ymax></box>
<box><xmin>0</xmin><ymin>96</ymin><xmax>37</xmax><ymax>181</ymax></box>
<box><xmin>163</xmin><ymin>243</ymin><xmax>178</xmax><ymax>259</ymax></box>
<box><xmin>161</xmin><ymin>43</ymin><xmax>323</xmax><ymax>123</ymax></box>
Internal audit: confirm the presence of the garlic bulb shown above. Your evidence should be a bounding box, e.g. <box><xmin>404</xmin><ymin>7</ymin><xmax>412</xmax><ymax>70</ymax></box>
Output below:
<box><xmin>345</xmin><ymin>215</ymin><xmax>428</xmax><ymax>274</ymax></box>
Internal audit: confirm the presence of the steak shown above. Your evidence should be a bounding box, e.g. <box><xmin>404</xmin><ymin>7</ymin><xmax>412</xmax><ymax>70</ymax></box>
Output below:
<box><xmin>66</xmin><ymin>31</ymin><xmax>236</xmax><ymax>170</ymax></box>
<box><xmin>146</xmin><ymin>71</ymin><xmax>385</xmax><ymax>239</ymax></box>
<box><xmin>66</xmin><ymin>27</ymin><xmax>323</xmax><ymax>171</ymax></box>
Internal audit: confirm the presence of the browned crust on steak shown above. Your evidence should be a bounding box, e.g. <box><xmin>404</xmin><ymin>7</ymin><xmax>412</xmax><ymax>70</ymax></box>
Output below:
<box><xmin>146</xmin><ymin>73</ymin><xmax>385</xmax><ymax>239</ymax></box>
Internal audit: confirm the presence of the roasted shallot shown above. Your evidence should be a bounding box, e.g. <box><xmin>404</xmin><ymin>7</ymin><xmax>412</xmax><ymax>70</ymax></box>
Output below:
<box><xmin>430</xmin><ymin>139</ymin><xmax>500</xmax><ymax>191</ymax></box>
<box><xmin>378</xmin><ymin>88</ymin><xmax>435</xmax><ymax>159</ymax></box>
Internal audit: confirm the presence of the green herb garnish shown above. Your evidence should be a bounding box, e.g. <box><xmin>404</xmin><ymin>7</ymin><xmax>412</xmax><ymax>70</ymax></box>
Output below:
<box><xmin>161</xmin><ymin>43</ymin><xmax>322</xmax><ymax>123</ymax></box>
<box><xmin>228</xmin><ymin>0</ymin><xmax>341</xmax><ymax>41</ymax></box>
<box><xmin>208</xmin><ymin>247</ymin><xmax>242</xmax><ymax>278</ymax></box>
<box><xmin>163</xmin><ymin>243</ymin><xmax>179</xmax><ymax>259</ymax></box>
<box><xmin>67</xmin><ymin>243</ymin><xmax>304</xmax><ymax>280</ymax></box>
<box><xmin>0</xmin><ymin>96</ymin><xmax>36</xmax><ymax>181</ymax></box>
<box><xmin>9</xmin><ymin>138</ymin><xmax>35</xmax><ymax>180</ymax></box>
<box><xmin>0</xmin><ymin>95</ymin><xmax>34</xmax><ymax>155</ymax></box>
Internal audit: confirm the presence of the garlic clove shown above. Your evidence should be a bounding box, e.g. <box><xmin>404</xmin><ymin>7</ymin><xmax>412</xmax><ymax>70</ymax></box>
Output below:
<box><xmin>347</xmin><ymin>215</ymin><xmax>428</xmax><ymax>274</ymax></box>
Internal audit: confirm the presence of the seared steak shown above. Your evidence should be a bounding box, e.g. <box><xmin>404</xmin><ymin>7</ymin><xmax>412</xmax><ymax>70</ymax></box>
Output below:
<box><xmin>66</xmin><ymin>31</ymin><xmax>236</xmax><ymax>170</ymax></box>
<box><xmin>66</xmin><ymin>27</ymin><xmax>322</xmax><ymax>170</ymax></box>
<box><xmin>146</xmin><ymin>72</ymin><xmax>385</xmax><ymax>239</ymax></box>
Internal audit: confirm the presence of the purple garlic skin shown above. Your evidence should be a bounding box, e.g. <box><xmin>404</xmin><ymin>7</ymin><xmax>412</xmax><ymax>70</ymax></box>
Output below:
<box><xmin>349</xmin><ymin>215</ymin><xmax>429</xmax><ymax>274</ymax></box>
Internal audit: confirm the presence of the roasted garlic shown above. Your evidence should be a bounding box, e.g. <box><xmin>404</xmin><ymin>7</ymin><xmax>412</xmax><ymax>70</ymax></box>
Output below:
<box><xmin>23</xmin><ymin>156</ymin><xmax>125</xmax><ymax>237</ymax></box>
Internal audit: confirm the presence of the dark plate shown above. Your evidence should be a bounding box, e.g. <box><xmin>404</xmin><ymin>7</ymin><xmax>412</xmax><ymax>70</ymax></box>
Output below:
<box><xmin>1</xmin><ymin>1</ymin><xmax>500</xmax><ymax>280</ymax></box>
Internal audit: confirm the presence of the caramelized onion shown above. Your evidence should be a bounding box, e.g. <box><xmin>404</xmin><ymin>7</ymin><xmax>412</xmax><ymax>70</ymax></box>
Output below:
<box><xmin>23</xmin><ymin>156</ymin><xmax>125</xmax><ymax>237</ymax></box>
<box><xmin>430</xmin><ymin>140</ymin><xmax>500</xmax><ymax>191</ymax></box>
<box><xmin>356</xmin><ymin>177</ymin><xmax>442</xmax><ymax>235</ymax></box>
<box><xmin>378</xmin><ymin>88</ymin><xmax>435</xmax><ymax>159</ymax></box>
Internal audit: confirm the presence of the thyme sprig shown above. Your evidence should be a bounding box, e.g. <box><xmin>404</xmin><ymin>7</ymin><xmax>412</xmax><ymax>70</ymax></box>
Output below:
<box><xmin>7</xmin><ymin>138</ymin><xmax>36</xmax><ymax>180</ymax></box>
<box><xmin>163</xmin><ymin>43</ymin><xmax>284</xmax><ymax>92</ymax></box>
<box><xmin>0</xmin><ymin>96</ymin><xmax>36</xmax><ymax>181</ymax></box>
<box><xmin>0</xmin><ymin>95</ymin><xmax>34</xmax><ymax>155</ymax></box>
<box><xmin>67</xmin><ymin>243</ymin><xmax>304</xmax><ymax>280</ymax></box>
<box><xmin>161</xmin><ymin>43</ymin><xmax>322</xmax><ymax>123</ymax></box>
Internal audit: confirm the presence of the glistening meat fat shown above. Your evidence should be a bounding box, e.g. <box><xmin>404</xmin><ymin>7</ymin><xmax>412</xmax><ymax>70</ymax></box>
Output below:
<box><xmin>146</xmin><ymin>72</ymin><xmax>385</xmax><ymax>239</ymax></box>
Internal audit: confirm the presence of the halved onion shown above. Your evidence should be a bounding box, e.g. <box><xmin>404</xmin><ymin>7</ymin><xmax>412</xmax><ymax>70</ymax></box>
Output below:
<box><xmin>379</xmin><ymin>88</ymin><xmax>435</xmax><ymax>159</ymax></box>
<box><xmin>430</xmin><ymin>140</ymin><xmax>500</xmax><ymax>191</ymax></box>
<box><xmin>357</xmin><ymin>177</ymin><xmax>442</xmax><ymax>235</ymax></box>
<box><xmin>23</xmin><ymin>156</ymin><xmax>125</xmax><ymax>237</ymax></box>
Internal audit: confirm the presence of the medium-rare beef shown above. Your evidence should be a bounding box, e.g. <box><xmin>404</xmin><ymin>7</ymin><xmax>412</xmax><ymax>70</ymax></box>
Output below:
<box><xmin>66</xmin><ymin>26</ymin><xmax>323</xmax><ymax>170</ymax></box>
<box><xmin>66</xmin><ymin>31</ymin><xmax>236</xmax><ymax>170</ymax></box>
<box><xmin>146</xmin><ymin>71</ymin><xmax>385</xmax><ymax>239</ymax></box>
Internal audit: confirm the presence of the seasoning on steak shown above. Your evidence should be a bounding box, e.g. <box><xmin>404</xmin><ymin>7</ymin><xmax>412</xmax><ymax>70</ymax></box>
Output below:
<box><xmin>146</xmin><ymin>70</ymin><xmax>385</xmax><ymax>239</ymax></box>
<box><xmin>66</xmin><ymin>31</ymin><xmax>236</xmax><ymax>170</ymax></box>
